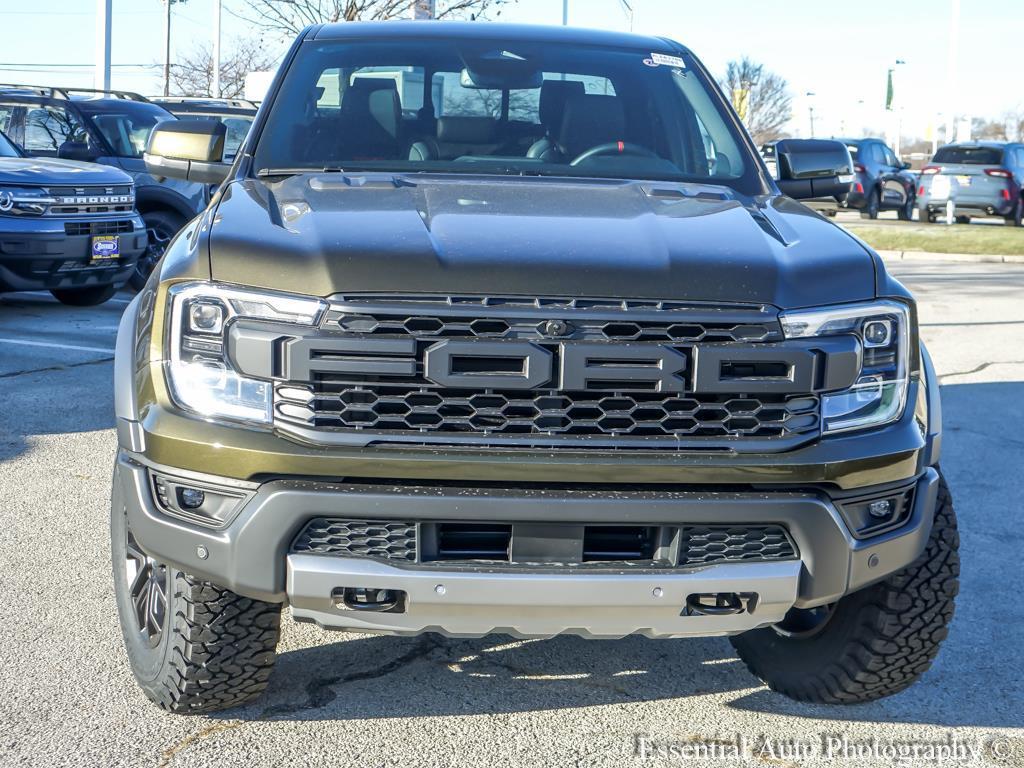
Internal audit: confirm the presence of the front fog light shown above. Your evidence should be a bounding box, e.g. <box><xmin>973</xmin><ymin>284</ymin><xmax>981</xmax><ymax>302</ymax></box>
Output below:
<box><xmin>151</xmin><ymin>473</ymin><xmax>250</xmax><ymax>528</ymax></box>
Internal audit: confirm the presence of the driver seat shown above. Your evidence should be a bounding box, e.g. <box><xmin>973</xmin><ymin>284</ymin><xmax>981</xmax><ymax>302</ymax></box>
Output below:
<box><xmin>556</xmin><ymin>94</ymin><xmax>627</xmax><ymax>162</ymax></box>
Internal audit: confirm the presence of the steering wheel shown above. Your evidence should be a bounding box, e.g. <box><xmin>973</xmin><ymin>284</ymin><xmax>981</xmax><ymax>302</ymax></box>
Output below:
<box><xmin>570</xmin><ymin>141</ymin><xmax>660</xmax><ymax>166</ymax></box>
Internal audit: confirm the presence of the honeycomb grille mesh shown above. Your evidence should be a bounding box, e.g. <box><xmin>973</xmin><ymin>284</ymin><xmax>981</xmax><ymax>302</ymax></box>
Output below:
<box><xmin>280</xmin><ymin>385</ymin><xmax>819</xmax><ymax>439</ymax></box>
<box><xmin>678</xmin><ymin>525</ymin><xmax>797</xmax><ymax>566</ymax></box>
<box><xmin>291</xmin><ymin>519</ymin><xmax>798</xmax><ymax>567</ymax></box>
<box><xmin>291</xmin><ymin>520</ymin><xmax>416</xmax><ymax>561</ymax></box>
<box><xmin>274</xmin><ymin>296</ymin><xmax>821</xmax><ymax>449</ymax></box>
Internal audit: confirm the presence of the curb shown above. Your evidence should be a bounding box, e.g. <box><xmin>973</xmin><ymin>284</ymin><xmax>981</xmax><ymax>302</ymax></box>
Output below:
<box><xmin>876</xmin><ymin>249</ymin><xmax>1024</xmax><ymax>264</ymax></box>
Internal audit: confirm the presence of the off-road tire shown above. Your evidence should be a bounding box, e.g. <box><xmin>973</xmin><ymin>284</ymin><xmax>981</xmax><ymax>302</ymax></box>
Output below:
<box><xmin>730</xmin><ymin>473</ymin><xmax>958</xmax><ymax>704</ymax></box>
<box><xmin>50</xmin><ymin>284</ymin><xmax>118</xmax><ymax>306</ymax></box>
<box><xmin>111</xmin><ymin>475</ymin><xmax>282</xmax><ymax>713</ymax></box>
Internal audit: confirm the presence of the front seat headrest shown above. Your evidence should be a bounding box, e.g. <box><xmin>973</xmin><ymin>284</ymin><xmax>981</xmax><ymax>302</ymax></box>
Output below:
<box><xmin>538</xmin><ymin>79</ymin><xmax>586</xmax><ymax>134</ymax></box>
<box><xmin>558</xmin><ymin>94</ymin><xmax>627</xmax><ymax>159</ymax></box>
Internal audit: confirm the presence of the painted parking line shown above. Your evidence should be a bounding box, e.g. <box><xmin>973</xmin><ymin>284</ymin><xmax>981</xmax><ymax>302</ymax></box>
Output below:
<box><xmin>0</xmin><ymin>338</ymin><xmax>115</xmax><ymax>354</ymax></box>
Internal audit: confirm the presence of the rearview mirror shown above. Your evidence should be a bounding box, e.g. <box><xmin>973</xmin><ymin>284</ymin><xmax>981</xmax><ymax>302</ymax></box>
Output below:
<box><xmin>144</xmin><ymin>119</ymin><xmax>229</xmax><ymax>185</ymax></box>
<box><xmin>773</xmin><ymin>139</ymin><xmax>854</xmax><ymax>200</ymax></box>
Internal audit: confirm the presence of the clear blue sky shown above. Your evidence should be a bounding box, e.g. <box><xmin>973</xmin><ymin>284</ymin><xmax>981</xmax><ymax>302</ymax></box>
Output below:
<box><xmin>0</xmin><ymin>0</ymin><xmax>1020</xmax><ymax>139</ymax></box>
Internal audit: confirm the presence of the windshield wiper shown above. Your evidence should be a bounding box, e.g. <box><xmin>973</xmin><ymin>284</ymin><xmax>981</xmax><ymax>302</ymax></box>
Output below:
<box><xmin>256</xmin><ymin>166</ymin><xmax>349</xmax><ymax>178</ymax></box>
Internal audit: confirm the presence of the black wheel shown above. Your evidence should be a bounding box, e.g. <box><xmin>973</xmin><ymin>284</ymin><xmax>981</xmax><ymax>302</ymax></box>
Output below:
<box><xmin>130</xmin><ymin>210</ymin><xmax>185</xmax><ymax>291</ymax></box>
<box><xmin>897</xmin><ymin>191</ymin><xmax>915</xmax><ymax>221</ymax></box>
<box><xmin>730</xmin><ymin>472</ymin><xmax>959</xmax><ymax>704</ymax></box>
<box><xmin>50</xmin><ymin>284</ymin><xmax>117</xmax><ymax>306</ymax></box>
<box><xmin>1005</xmin><ymin>198</ymin><xmax>1023</xmax><ymax>227</ymax></box>
<box><xmin>111</xmin><ymin>470</ymin><xmax>282</xmax><ymax>713</ymax></box>
<box><xmin>859</xmin><ymin>187</ymin><xmax>880</xmax><ymax>219</ymax></box>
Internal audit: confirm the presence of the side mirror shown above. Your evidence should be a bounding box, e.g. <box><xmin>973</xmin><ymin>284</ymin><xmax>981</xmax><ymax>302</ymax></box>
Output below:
<box><xmin>58</xmin><ymin>141</ymin><xmax>99</xmax><ymax>163</ymax></box>
<box><xmin>774</xmin><ymin>139</ymin><xmax>854</xmax><ymax>200</ymax></box>
<box><xmin>144</xmin><ymin>119</ymin><xmax>229</xmax><ymax>185</ymax></box>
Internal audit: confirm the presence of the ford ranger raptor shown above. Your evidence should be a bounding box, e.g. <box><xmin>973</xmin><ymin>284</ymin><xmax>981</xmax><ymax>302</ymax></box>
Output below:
<box><xmin>111</xmin><ymin>22</ymin><xmax>958</xmax><ymax>713</ymax></box>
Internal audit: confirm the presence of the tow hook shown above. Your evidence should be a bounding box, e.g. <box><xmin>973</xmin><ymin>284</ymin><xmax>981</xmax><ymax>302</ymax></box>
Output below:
<box><xmin>332</xmin><ymin>587</ymin><xmax>406</xmax><ymax>613</ymax></box>
<box><xmin>683</xmin><ymin>592</ymin><xmax>759</xmax><ymax>617</ymax></box>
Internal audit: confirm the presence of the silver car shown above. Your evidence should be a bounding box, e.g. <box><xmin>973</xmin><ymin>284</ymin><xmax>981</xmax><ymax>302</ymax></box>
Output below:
<box><xmin>917</xmin><ymin>142</ymin><xmax>1024</xmax><ymax>225</ymax></box>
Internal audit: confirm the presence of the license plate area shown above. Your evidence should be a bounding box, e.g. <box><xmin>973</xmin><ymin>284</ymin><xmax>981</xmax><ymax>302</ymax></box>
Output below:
<box><xmin>90</xmin><ymin>235</ymin><xmax>120</xmax><ymax>262</ymax></box>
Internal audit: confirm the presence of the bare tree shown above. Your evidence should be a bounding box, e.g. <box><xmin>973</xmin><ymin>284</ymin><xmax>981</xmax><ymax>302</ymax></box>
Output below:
<box><xmin>170</xmin><ymin>39</ymin><xmax>280</xmax><ymax>99</ymax></box>
<box><xmin>236</xmin><ymin>0</ymin><xmax>515</xmax><ymax>38</ymax></box>
<box><xmin>721</xmin><ymin>58</ymin><xmax>792</xmax><ymax>146</ymax></box>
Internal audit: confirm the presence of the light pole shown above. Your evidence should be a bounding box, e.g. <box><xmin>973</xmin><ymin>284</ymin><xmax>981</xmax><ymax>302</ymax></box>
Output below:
<box><xmin>95</xmin><ymin>0</ymin><xmax>112</xmax><ymax>91</ymax></box>
<box><xmin>162</xmin><ymin>0</ymin><xmax>188</xmax><ymax>97</ymax></box>
<box><xmin>562</xmin><ymin>0</ymin><xmax>568</xmax><ymax>25</ymax></box>
<box><xmin>163</xmin><ymin>0</ymin><xmax>171</xmax><ymax>96</ymax></box>
<box><xmin>212</xmin><ymin>0</ymin><xmax>221</xmax><ymax>98</ymax></box>
<box><xmin>805</xmin><ymin>92</ymin><xmax>816</xmax><ymax>137</ymax></box>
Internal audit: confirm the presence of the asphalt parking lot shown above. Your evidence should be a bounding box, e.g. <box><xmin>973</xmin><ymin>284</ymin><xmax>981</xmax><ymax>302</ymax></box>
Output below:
<box><xmin>1</xmin><ymin>258</ymin><xmax>1023</xmax><ymax>767</ymax></box>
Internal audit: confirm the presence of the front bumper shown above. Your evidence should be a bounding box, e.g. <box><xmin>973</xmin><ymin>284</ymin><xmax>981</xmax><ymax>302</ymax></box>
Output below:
<box><xmin>117</xmin><ymin>452</ymin><xmax>940</xmax><ymax>639</ymax></box>
<box><xmin>0</xmin><ymin>214</ymin><xmax>146</xmax><ymax>291</ymax></box>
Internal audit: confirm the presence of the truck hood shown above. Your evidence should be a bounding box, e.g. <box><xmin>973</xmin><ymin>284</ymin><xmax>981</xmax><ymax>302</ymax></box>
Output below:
<box><xmin>0</xmin><ymin>156</ymin><xmax>132</xmax><ymax>186</ymax></box>
<box><xmin>208</xmin><ymin>175</ymin><xmax>877</xmax><ymax>309</ymax></box>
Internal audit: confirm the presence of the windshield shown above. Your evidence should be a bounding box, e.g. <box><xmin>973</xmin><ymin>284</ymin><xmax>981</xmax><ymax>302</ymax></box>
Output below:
<box><xmin>254</xmin><ymin>38</ymin><xmax>757</xmax><ymax>188</ymax></box>
<box><xmin>0</xmin><ymin>130</ymin><xmax>20</xmax><ymax>157</ymax></box>
<box><xmin>933</xmin><ymin>146</ymin><xmax>1003</xmax><ymax>165</ymax></box>
<box><xmin>76</xmin><ymin>101</ymin><xmax>175</xmax><ymax>158</ymax></box>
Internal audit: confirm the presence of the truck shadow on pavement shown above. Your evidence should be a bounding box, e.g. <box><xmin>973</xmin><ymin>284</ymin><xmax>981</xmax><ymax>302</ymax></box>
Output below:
<box><xmin>213</xmin><ymin>381</ymin><xmax>1023</xmax><ymax>730</ymax></box>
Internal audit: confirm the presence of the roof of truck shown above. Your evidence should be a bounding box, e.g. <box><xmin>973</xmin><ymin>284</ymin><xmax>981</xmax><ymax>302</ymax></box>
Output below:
<box><xmin>311</xmin><ymin>20</ymin><xmax>689</xmax><ymax>54</ymax></box>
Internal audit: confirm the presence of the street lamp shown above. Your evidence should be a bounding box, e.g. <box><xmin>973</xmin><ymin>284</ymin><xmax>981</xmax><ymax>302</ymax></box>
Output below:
<box><xmin>805</xmin><ymin>91</ymin><xmax>816</xmax><ymax>137</ymax></box>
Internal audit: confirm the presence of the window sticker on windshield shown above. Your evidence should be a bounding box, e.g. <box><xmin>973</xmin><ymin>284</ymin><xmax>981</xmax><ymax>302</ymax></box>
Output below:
<box><xmin>649</xmin><ymin>52</ymin><xmax>686</xmax><ymax>68</ymax></box>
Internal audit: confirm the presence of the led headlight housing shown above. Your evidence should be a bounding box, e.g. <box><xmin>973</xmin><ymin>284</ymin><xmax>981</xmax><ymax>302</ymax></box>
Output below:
<box><xmin>0</xmin><ymin>185</ymin><xmax>57</xmax><ymax>216</ymax></box>
<box><xmin>781</xmin><ymin>300</ymin><xmax>912</xmax><ymax>435</ymax></box>
<box><xmin>165</xmin><ymin>282</ymin><xmax>326</xmax><ymax>425</ymax></box>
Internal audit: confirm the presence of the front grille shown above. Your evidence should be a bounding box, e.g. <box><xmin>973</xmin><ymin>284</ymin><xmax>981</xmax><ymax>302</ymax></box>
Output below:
<box><xmin>291</xmin><ymin>519</ymin><xmax>798</xmax><ymax>568</ymax></box>
<box><xmin>64</xmin><ymin>219</ymin><xmax>135</xmax><ymax>237</ymax></box>
<box><xmin>436</xmin><ymin>523</ymin><xmax>511</xmax><ymax>560</ymax></box>
<box><xmin>280</xmin><ymin>384</ymin><xmax>818</xmax><ymax>440</ymax></box>
<box><xmin>678</xmin><ymin>526</ymin><xmax>798</xmax><ymax>565</ymax></box>
<box><xmin>291</xmin><ymin>520</ymin><xmax>416</xmax><ymax>561</ymax></box>
<box><xmin>271</xmin><ymin>295</ymin><xmax>822</xmax><ymax>451</ymax></box>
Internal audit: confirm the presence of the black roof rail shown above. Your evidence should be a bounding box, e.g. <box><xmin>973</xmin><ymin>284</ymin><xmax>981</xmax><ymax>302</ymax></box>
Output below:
<box><xmin>0</xmin><ymin>83</ymin><xmax>70</xmax><ymax>98</ymax></box>
<box><xmin>152</xmin><ymin>96</ymin><xmax>258</xmax><ymax>109</ymax></box>
<box><xmin>59</xmin><ymin>87</ymin><xmax>150</xmax><ymax>102</ymax></box>
<box><xmin>0</xmin><ymin>84</ymin><xmax>150</xmax><ymax>102</ymax></box>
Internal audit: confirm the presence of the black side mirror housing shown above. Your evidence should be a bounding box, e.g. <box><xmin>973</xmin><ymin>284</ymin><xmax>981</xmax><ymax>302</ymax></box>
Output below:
<box><xmin>144</xmin><ymin>119</ymin><xmax>230</xmax><ymax>185</ymax></box>
<box><xmin>58</xmin><ymin>141</ymin><xmax>99</xmax><ymax>163</ymax></box>
<box><xmin>774</xmin><ymin>139</ymin><xmax>854</xmax><ymax>200</ymax></box>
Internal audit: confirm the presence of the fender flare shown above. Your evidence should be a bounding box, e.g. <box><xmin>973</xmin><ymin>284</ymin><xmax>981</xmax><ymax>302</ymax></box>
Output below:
<box><xmin>114</xmin><ymin>293</ymin><xmax>145</xmax><ymax>452</ymax></box>
<box><xmin>920</xmin><ymin>343</ymin><xmax>942</xmax><ymax>467</ymax></box>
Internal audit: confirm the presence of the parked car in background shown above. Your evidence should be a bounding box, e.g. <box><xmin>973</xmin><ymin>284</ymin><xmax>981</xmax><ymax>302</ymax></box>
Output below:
<box><xmin>0</xmin><ymin>86</ymin><xmax>209</xmax><ymax>288</ymax></box>
<box><xmin>0</xmin><ymin>128</ymin><xmax>145</xmax><ymax>304</ymax></box>
<box><xmin>836</xmin><ymin>138</ymin><xmax>917</xmax><ymax>220</ymax></box>
<box><xmin>917</xmin><ymin>142</ymin><xmax>1024</xmax><ymax>226</ymax></box>
<box><xmin>151</xmin><ymin>97</ymin><xmax>258</xmax><ymax>162</ymax></box>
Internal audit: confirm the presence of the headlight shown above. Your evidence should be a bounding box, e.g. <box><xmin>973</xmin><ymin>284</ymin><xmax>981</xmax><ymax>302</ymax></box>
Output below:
<box><xmin>781</xmin><ymin>300</ymin><xmax>911</xmax><ymax>435</ymax></box>
<box><xmin>165</xmin><ymin>282</ymin><xmax>326</xmax><ymax>425</ymax></box>
<box><xmin>0</xmin><ymin>185</ymin><xmax>56</xmax><ymax>216</ymax></box>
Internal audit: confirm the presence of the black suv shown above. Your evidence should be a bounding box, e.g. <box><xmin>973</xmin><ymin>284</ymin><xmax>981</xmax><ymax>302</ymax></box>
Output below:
<box><xmin>113</xmin><ymin>22</ymin><xmax>956</xmax><ymax>714</ymax></box>
<box><xmin>0</xmin><ymin>86</ymin><xmax>209</xmax><ymax>287</ymax></box>
<box><xmin>0</xmin><ymin>128</ymin><xmax>145</xmax><ymax>304</ymax></box>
